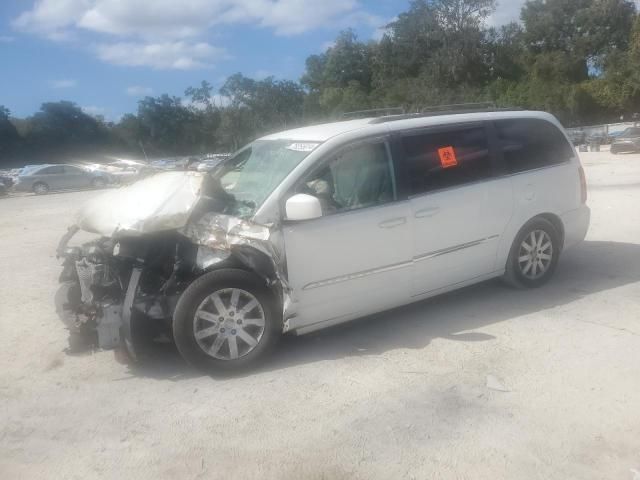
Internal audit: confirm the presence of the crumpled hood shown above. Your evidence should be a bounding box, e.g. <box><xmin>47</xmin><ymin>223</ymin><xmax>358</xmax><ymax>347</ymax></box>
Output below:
<box><xmin>76</xmin><ymin>171</ymin><xmax>204</xmax><ymax>237</ymax></box>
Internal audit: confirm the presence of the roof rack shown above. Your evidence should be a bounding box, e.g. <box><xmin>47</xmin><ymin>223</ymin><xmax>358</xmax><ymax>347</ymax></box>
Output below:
<box><xmin>368</xmin><ymin>103</ymin><xmax>522</xmax><ymax>124</ymax></box>
<box><xmin>342</xmin><ymin>107</ymin><xmax>405</xmax><ymax>120</ymax></box>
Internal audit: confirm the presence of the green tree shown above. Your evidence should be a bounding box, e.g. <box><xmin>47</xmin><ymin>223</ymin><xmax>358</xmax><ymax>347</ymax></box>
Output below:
<box><xmin>136</xmin><ymin>94</ymin><xmax>200</xmax><ymax>155</ymax></box>
<box><xmin>23</xmin><ymin>101</ymin><xmax>107</xmax><ymax>160</ymax></box>
<box><xmin>0</xmin><ymin>106</ymin><xmax>22</xmax><ymax>164</ymax></box>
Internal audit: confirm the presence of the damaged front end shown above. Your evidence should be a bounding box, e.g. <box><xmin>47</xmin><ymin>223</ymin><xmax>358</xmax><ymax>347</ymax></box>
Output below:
<box><xmin>56</xmin><ymin>171</ymin><xmax>288</xmax><ymax>359</ymax></box>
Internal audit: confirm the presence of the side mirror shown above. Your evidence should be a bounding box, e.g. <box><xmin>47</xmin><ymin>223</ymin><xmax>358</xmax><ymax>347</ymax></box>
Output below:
<box><xmin>285</xmin><ymin>194</ymin><xmax>323</xmax><ymax>221</ymax></box>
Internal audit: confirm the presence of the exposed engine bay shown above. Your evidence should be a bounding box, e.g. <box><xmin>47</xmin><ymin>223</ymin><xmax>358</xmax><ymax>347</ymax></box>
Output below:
<box><xmin>56</xmin><ymin>171</ymin><xmax>289</xmax><ymax>359</ymax></box>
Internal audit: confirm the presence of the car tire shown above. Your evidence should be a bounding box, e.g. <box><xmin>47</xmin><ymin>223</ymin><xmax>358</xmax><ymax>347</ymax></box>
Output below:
<box><xmin>503</xmin><ymin>217</ymin><xmax>561</xmax><ymax>289</ymax></box>
<box><xmin>33</xmin><ymin>182</ymin><xmax>50</xmax><ymax>195</ymax></box>
<box><xmin>173</xmin><ymin>268</ymin><xmax>281</xmax><ymax>374</ymax></box>
<box><xmin>91</xmin><ymin>177</ymin><xmax>107</xmax><ymax>188</ymax></box>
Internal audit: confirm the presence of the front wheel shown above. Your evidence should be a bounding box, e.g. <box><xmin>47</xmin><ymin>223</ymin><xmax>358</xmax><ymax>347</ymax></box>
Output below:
<box><xmin>503</xmin><ymin>218</ymin><xmax>561</xmax><ymax>288</ymax></box>
<box><xmin>173</xmin><ymin>269</ymin><xmax>281</xmax><ymax>373</ymax></box>
<box><xmin>33</xmin><ymin>182</ymin><xmax>50</xmax><ymax>195</ymax></box>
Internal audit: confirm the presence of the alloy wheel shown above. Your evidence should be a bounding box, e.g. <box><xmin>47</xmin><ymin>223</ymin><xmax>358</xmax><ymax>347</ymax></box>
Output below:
<box><xmin>517</xmin><ymin>229</ymin><xmax>554</xmax><ymax>280</ymax></box>
<box><xmin>192</xmin><ymin>288</ymin><xmax>266</xmax><ymax>360</ymax></box>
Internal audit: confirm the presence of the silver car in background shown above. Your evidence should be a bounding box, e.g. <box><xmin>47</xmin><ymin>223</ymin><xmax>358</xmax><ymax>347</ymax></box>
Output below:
<box><xmin>13</xmin><ymin>164</ymin><xmax>113</xmax><ymax>195</ymax></box>
<box><xmin>610</xmin><ymin>127</ymin><xmax>640</xmax><ymax>154</ymax></box>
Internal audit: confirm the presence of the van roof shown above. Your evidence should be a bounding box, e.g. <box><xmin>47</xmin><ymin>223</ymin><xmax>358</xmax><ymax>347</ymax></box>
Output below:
<box><xmin>259</xmin><ymin>110</ymin><xmax>558</xmax><ymax>143</ymax></box>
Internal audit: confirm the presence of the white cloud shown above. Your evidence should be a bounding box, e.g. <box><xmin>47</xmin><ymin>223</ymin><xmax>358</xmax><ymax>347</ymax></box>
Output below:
<box><xmin>126</xmin><ymin>85</ymin><xmax>154</xmax><ymax>96</ymax></box>
<box><xmin>14</xmin><ymin>0</ymin><xmax>374</xmax><ymax>39</ymax></box>
<box><xmin>254</xmin><ymin>69</ymin><xmax>273</xmax><ymax>79</ymax></box>
<box><xmin>96</xmin><ymin>41</ymin><xmax>226</xmax><ymax>69</ymax></box>
<box><xmin>242</xmin><ymin>0</ymin><xmax>361</xmax><ymax>36</ymax></box>
<box><xmin>81</xmin><ymin>105</ymin><xmax>105</xmax><ymax>116</ymax></box>
<box><xmin>78</xmin><ymin>0</ymin><xmax>221</xmax><ymax>39</ymax></box>
<box><xmin>14</xmin><ymin>0</ymin><xmax>381</xmax><ymax>69</ymax></box>
<box><xmin>51</xmin><ymin>79</ymin><xmax>77</xmax><ymax>88</ymax></box>
<box><xmin>488</xmin><ymin>0</ymin><xmax>526</xmax><ymax>26</ymax></box>
<box><xmin>320</xmin><ymin>40</ymin><xmax>336</xmax><ymax>51</ymax></box>
<box><xmin>372</xmin><ymin>16</ymin><xmax>397</xmax><ymax>41</ymax></box>
<box><xmin>12</xmin><ymin>0</ymin><xmax>90</xmax><ymax>40</ymax></box>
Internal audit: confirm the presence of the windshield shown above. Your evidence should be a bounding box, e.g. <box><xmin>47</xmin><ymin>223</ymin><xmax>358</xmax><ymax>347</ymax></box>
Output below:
<box><xmin>621</xmin><ymin>128</ymin><xmax>640</xmax><ymax>138</ymax></box>
<box><xmin>207</xmin><ymin>139</ymin><xmax>319</xmax><ymax>217</ymax></box>
<box><xmin>20</xmin><ymin>165</ymin><xmax>44</xmax><ymax>175</ymax></box>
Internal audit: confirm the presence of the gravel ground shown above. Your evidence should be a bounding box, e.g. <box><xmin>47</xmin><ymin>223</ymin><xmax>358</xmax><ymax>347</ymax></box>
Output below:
<box><xmin>1</xmin><ymin>150</ymin><xmax>639</xmax><ymax>479</ymax></box>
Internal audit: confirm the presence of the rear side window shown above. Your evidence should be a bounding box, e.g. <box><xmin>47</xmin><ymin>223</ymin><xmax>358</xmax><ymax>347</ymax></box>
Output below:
<box><xmin>495</xmin><ymin>119</ymin><xmax>574</xmax><ymax>173</ymax></box>
<box><xmin>63</xmin><ymin>165</ymin><xmax>84</xmax><ymax>174</ymax></box>
<box><xmin>38</xmin><ymin>166</ymin><xmax>64</xmax><ymax>174</ymax></box>
<box><xmin>400</xmin><ymin>126</ymin><xmax>492</xmax><ymax>195</ymax></box>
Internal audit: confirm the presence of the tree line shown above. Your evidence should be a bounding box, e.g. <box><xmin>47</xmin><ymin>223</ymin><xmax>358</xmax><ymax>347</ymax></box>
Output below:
<box><xmin>1</xmin><ymin>0</ymin><xmax>639</xmax><ymax>167</ymax></box>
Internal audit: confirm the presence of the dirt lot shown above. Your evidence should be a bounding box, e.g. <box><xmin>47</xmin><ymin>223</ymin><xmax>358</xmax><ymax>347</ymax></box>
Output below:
<box><xmin>1</xmin><ymin>150</ymin><xmax>639</xmax><ymax>479</ymax></box>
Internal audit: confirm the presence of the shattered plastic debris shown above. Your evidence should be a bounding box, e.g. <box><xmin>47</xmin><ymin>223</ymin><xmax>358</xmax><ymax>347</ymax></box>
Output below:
<box><xmin>181</xmin><ymin>212</ymin><xmax>294</xmax><ymax>322</ymax></box>
<box><xmin>181</xmin><ymin>212</ymin><xmax>271</xmax><ymax>250</ymax></box>
<box><xmin>486</xmin><ymin>374</ymin><xmax>510</xmax><ymax>392</ymax></box>
<box><xmin>76</xmin><ymin>171</ymin><xmax>204</xmax><ymax>237</ymax></box>
<box><xmin>71</xmin><ymin>172</ymin><xmax>295</xmax><ymax>327</ymax></box>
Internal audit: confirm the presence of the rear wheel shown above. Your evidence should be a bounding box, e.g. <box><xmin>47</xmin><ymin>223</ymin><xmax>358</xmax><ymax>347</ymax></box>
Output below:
<box><xmin>173</xmin><ymin>269</ymin><xmax>281</xmax><ymax>373</ymax></box>
<box><xmin>33</xmin><ymin>182</ymin><xmax>49</xmax><ymax>195</ymax></box>
<box><xmin>503</xmin><ymin>218</ymin><xmax>561</xmax><ymax>288</ymax></box>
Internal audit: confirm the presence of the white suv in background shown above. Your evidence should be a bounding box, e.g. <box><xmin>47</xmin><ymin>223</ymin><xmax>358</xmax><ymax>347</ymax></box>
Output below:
<box><xmin>59</xmin><ymin>109</ymin><xmax>590</xmax><ymax>372</ymax></box>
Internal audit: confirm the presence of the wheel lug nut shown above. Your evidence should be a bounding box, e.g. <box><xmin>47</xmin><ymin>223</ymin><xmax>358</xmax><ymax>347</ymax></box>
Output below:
<box><xmin>231</xmin><ymin>329</ymin><xmax>237</xmax><ymax>335</ymax></box>
<box><xmin>237</xmin><ymin>319</ymin><xmax>242</xmax><ymax>325</ymax></box>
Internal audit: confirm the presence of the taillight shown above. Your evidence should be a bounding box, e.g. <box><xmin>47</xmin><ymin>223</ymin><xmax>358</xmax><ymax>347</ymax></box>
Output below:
<box><xmin>578</xmin><ymin>165</ymin><xmax>587</xmax><ymax>204</ymax></box>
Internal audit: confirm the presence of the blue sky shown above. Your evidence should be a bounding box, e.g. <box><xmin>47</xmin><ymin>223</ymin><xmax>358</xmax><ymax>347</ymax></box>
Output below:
<box><xmin>0</xmin><ymin>0</ymin><xmax>528</xmax><ymax>121</ymax></box>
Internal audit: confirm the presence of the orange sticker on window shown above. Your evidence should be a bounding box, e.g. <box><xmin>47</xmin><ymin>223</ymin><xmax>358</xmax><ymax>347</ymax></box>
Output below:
<box><xmin>438</xmin><ymin>146</ymin><xmax>458</xmax><ymax>168</ymax></box>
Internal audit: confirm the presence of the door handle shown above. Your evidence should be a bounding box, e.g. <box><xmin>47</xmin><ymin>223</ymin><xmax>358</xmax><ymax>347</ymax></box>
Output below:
<box><xmin>378</xmin><ymin>217</ymin><xmax>406</xmax><ymax>229</ymax></box>
<box><xmin>414</xmin><ymin>207</ymin><xmax>440</xmax><ymax>218</ymax></box>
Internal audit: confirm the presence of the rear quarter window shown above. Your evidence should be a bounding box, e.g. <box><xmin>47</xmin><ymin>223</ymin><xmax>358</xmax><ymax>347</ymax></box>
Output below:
<box><xmin>495</xmin><ymin>118</ymin><xmax>574</xmax><ymax>174</ymax></box>
<box><xmin>400</xmin><ymin>126</ymin><xmax>492</xmax><ymax>195</ymax></box>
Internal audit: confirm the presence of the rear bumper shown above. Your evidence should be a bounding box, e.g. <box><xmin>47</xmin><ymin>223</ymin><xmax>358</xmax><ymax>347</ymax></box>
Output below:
<box><xmin>561</xmin><ymin>205</ymin><xmax>590</xmax><ymax>249</ymax></box>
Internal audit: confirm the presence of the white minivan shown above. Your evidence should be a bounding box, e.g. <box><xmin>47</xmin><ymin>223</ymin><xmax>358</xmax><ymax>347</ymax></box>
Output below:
<box><xmin>58</xmin><ymin>110</ymin><xmax>590</xmax><ymax>372</ymax></box>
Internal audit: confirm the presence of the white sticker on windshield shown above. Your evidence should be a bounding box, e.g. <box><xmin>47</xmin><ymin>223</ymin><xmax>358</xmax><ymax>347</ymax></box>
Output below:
<box><xmin>286</xmin><ymin>142</ymin><xmax>320</xmax><ymax>152</ymax></box>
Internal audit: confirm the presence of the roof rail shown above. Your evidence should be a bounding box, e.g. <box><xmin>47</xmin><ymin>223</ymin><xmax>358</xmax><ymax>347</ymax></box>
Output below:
<box><xmin>369</xmin><ymin>103</ymin><xmax>523</xmax><ymax>124</ymax></box>
<box><xmin>420</xmin><ymin>102</ymin><xmax>497</xmax><ymax>112</ymax></box>
<box><xmin>342</xmin><ymin>107</ymin><xmax>405</xmax><ymax>120</ymax></box>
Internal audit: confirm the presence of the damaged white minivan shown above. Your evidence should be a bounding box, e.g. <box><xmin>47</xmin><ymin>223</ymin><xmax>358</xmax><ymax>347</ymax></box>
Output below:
<box><xmin>57</xmin><ymin>109</ymin><xmax>590</xmax><ymax>372</ymax></box>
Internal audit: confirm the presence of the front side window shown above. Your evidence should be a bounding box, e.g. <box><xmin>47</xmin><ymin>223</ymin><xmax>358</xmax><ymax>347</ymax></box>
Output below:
<box><xmin>38</xmin><ymin>166</ymin><xmax>64</xmax><ymax>174</ymax></box>
<box><xmin>207</xmin><ymin>139</ymin><xmax>319</xmax><ymax>217</ymax></box>
<box><xmin>299</xmin><ymin>141</ymin><xmax>395</xmax><ymax>215</ymax></box>
<box><xmin>495</xmin><ymin>118</ymin><xmax>574</xmax><ymax>173</ymax></box>
<box><xmin>401</xmin><ymin>126</ymin><xmax>491</xmax><ymax>196</ymax></box>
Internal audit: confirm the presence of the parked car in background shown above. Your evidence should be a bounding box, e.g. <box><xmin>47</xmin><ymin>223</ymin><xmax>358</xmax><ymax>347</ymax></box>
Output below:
<box><xmin>196</xmin><ymin>154</ymin><xmax>230</xmax><ymax>172</ymax></box>
<box><xmin>567</xmin><ymin>130</ymin><xmax>586</xmax><ymax>145</ymax></box>
<box><xmin>0</xmin><ymin>171</ymin><xmax>14</xmax><ymax>188</ymax></box>
<box><xmin>610</xmin><ymin>127</ymin><xmax>640</xmax><ymax>154</ymax></box>
<box><xmin>84</xmin><ymin>160</ymin><xmax>157</xmax><ymax>185</ymax></box>
<box><xmin>151</xmin><ymin>157</ymin><xmax>189</xmax><ymax>170</ymax></box>
<box><xmin>13</xmin><ymin>164</ymin><xmax>113</xmax><ymax>194</ymax></box>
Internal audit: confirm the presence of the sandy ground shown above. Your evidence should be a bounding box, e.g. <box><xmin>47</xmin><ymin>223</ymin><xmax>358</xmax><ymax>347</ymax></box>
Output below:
<box><xmin>1</xmin><ymin>150</ymin><xmax>639</xmax><ymax>480</ymax></box>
